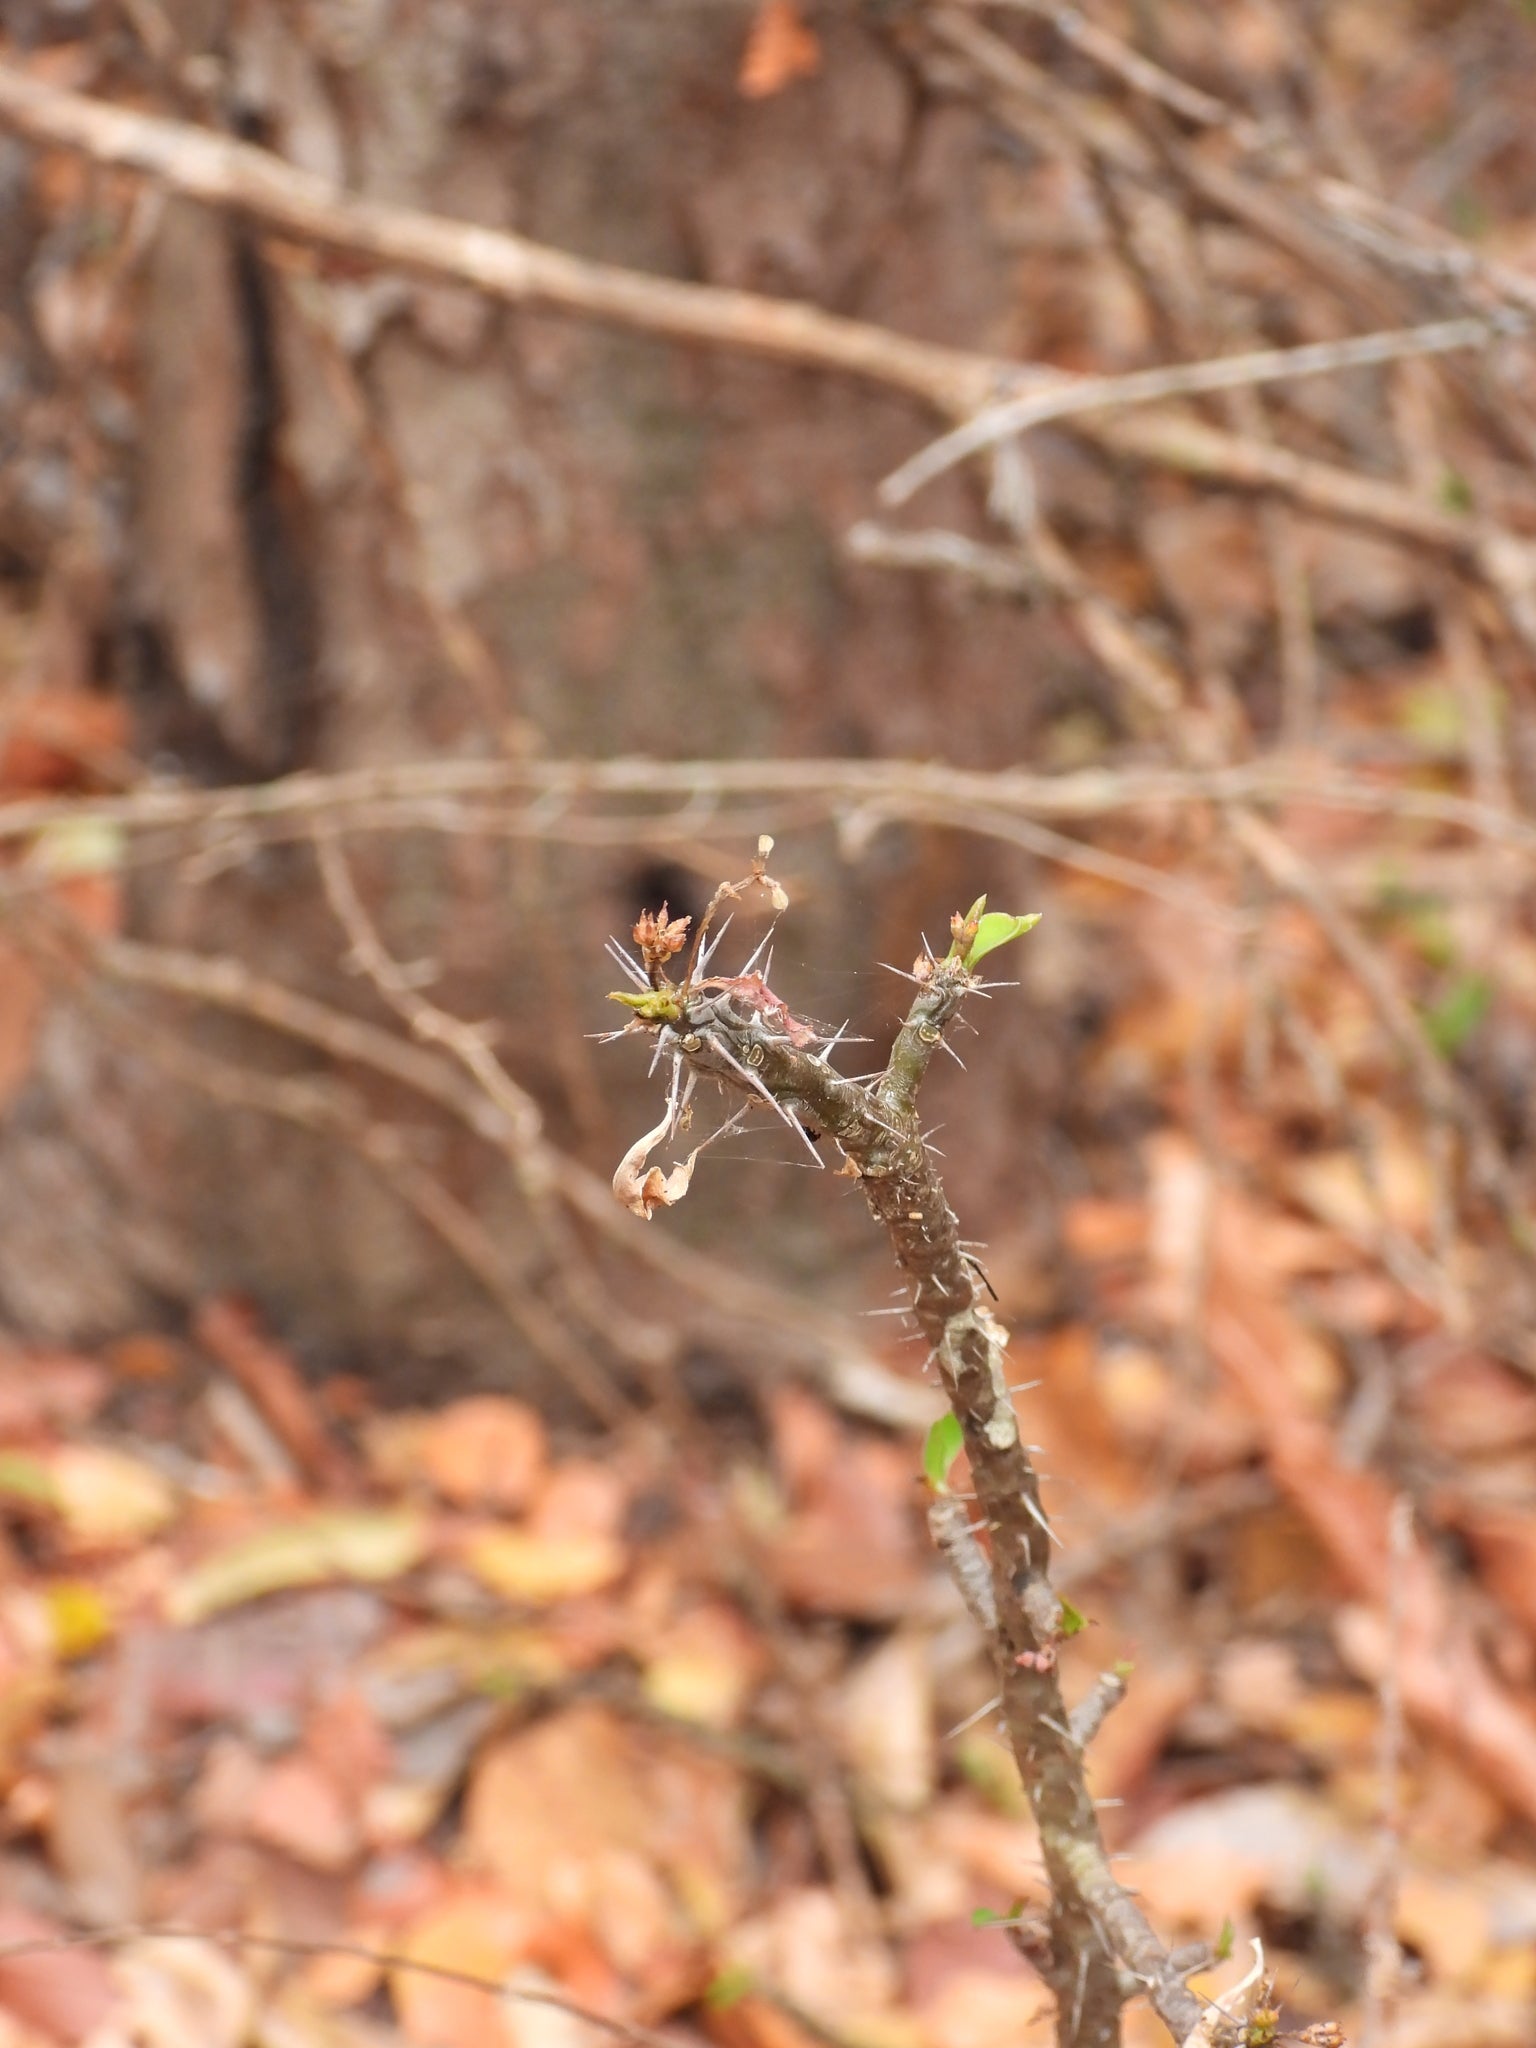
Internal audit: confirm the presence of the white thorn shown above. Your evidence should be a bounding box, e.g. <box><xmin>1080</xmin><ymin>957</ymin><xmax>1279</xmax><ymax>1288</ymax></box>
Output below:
<box><xmin>605</xmin><ymin>937</ymin><xmax>649</xmax><ymax>989</ymax></box>
<box><xmin>944</xmin><ymin>1694</ymin><xmax>1003</xmax><ymax>1741</ymax></box>
<box><xmin>738</xmin><ymin>920</ymin><xmax>779</xmax><ymax>978</ymax></box>
<box><xmin>696</xmin><ymin>913</ymin><xmax>734</xmax><ymax>973</ymax></box>
<box><xmin>708</xmin><ymin>1032</ymin><xmax>824</xmax><ymax>1167</ymax></box>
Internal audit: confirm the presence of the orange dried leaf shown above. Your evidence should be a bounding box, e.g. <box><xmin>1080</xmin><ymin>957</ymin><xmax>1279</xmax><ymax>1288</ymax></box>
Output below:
<box><xmin>465</xmin><ymin>1704</ymin><xmax>749</xmax><ymax>1946</ymax></box>
<box><xmin>420</xmin><ymin>1397</ymin><xmax>547</xmax><ymax>1511</ymax></box>
<box><xmin>248</xmin><ymin>1754</ymin><xmax>360</xmax><ymax>1871</ymax></box>
<box><xmin>391</xmin><ymin>1890</ymin><xmax>536</xmax><ymax>2048</ymax></box>
<box><xmin>0</xmin><ymin>690</ymin><xmax>128</xmax><ymax>792</ymax></box>
<box><xmin>921</xmin><ymin>1970</ymin><xmax>1054</xmax><ymax>2048</ymax></box>
<box><xmin>738</xmin><ymin>0</ymin><xmax>821</xmax><ymax>99</ymax></box>
<box><xmin>0</xmin><ymin>1904</ymin><xmax>116</xmax><ymax>2042</ymax></box>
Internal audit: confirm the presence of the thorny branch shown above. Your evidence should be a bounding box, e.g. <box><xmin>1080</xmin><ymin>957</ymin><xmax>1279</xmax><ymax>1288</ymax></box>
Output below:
<box><xmin>604</xmin><ymin>872</ymin><xmax>1211</xmax><ymax>2048</ymax></box>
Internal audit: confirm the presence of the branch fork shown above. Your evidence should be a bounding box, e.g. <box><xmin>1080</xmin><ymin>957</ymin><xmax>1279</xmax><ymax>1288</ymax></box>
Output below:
<box><xmin>605</xmin><ymin>879</ymin><xmax>1215</xmax><ymax>2048</ymax></box>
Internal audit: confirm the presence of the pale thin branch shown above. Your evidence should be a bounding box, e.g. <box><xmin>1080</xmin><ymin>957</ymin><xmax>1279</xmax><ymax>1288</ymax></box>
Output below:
<box><xmin>1360</xmin><ymin>1495</ymin><xmax>1413</xmax><ymax>2048</ymax></box>
<box><xmin>0</xmin><ymin>58</ymin><xmax>993</xmax><ymax>415</ymax></box>
<box><xmin>6</xmin><ymin>754</ymin><xmax>1536</xmax><ymax>860</ymax></box>
<box><xmin>56</xmin><ymin>958</ymin><xmax>634</xmax><ymax>1423</ymax></box>
<box><xmin>0</xmin><ymin>57</ymin><xmax>1526</xmax><ymax>580</ymax></box>
<box><xmin>948</xmin><ymin>0</ymin><xmax>1242</xmax><ymax>134</ymax></box>
<box><xmin>1069</xmin><ymin>1672</ymin><xmax>1128</xmax><ymax>1751</ymax></box>
<box><xmin>929</xmin><ymin>1494</ymin><xmax>999</xmax><ymax>1632</ymax></box>
<box><xmin>0</xmin><ymin>1925</ymin><xmax>675</xmax><ymax>2048</ymax></box>
<box><xmin>880</xmin><ymin>316</ymin><xmax>1515</xmax><ymax>509</ymax></box>
<box><xmin>846</xmin><ymin>520</ymin><xmax>1041</xmax><ymax>597</ymax></box>
<box><xmin>22</xmin><ymin>922</ymin><xmax>932</xmax><ymax>1431</ymax></box>
<box><xmin>931</xmin><ymin>1</ymin><xmax>1536</xmax><ymax>327</ymax></box>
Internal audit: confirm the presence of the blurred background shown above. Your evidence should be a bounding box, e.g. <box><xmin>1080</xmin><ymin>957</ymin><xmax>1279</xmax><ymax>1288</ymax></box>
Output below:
<box><xmin>3</xmin><ymin>2</ymin><xmax>1536</xmax><ymax>2045</ymax></box>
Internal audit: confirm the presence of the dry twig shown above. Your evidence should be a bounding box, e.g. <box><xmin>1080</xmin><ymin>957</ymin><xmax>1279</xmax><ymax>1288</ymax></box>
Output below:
<box><xmin>0</xmin><ymin>56</ymin><xmax>1530</xmax><ymax>595</ymax></box>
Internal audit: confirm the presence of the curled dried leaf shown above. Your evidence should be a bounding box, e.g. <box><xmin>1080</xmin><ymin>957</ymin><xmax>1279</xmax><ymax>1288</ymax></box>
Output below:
<box><xmin>613</xmin><ymin>1106</ymin><xmax>707</xmax><ymax>1220</ymax></box>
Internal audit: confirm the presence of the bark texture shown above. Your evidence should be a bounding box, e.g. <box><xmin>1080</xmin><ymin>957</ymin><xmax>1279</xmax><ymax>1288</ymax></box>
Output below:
<box><xmin>0</xmin><ymin>2</ymin><xmax>1091</xmax><ymax>1382</ymax></box>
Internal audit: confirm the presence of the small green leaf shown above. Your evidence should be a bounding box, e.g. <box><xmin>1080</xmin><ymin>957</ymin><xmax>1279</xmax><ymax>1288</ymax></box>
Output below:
<box><xmin>964</xmin><ymin>911</ymin><xmax>1042</xmax><ymax>971</ymax></box>
<box><xmin>607</xmin><ymin>988</ymin><xmax>684</xmax><ymax>1020</ymax></box>
<box><xmin>923</xmin><ymin>1411</ymin><xmax>965</xmax><ymax>1492</ymax></box>
<box><xmin>705</xmin><ymin>1965</ymin><xmax>755</xmax><ymax>2011</ymax></box>
<box><xmin>1058</xmin><ymin>1596</ymin><xmax>1088</xmax><ymax>1637</ymax></box>
<box><xmin>1423</xmin><ymin>973</ymin><xmax>1491</xmax><ymax>1056</ymax></box>
<box><xmin>1213</xmin><ymin>1915</ymin><xmax>1235</xmax><ymax>1964</ymax></box>
<box><xmin>1437</xmin><ymin>467</ymin><xmax>1474</xmax><ymax>515</ymax></box>
<box><xmin>970</xmin><ymin>1899</ymin><xmax>1028</xmax><ymax>1930</ymax></box>
<box><xmin>1112</xmin><ymin>1659</ymin><xmax>1135</xmax><ymax>1681</ymax></box>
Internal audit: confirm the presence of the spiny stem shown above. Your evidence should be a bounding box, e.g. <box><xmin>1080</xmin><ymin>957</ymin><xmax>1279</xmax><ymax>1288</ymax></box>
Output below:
<box><xmin>623</xmin><ymin>942</ymin><xmax>1211</xmax><ymax>2048</ymax></box>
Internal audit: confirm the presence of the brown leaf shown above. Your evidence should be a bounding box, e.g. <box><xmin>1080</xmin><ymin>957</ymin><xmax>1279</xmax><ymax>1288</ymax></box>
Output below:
<box><xmin>0</xmin><ymin>1905</ymin><xmax>116</xmax><ymax>2043</ymax></box>
<box><xmin>919</xmin><ymin>1968</ymin><xmax>1053</xmax><ymax>2048</ymax></box>
<box><xmin>464</xmin><ymin>1704</ymin><xmax>749</xmax><ymax>1963</ymax></box>
<box><xmin>762</xmin><ymin>1442</ymin><xmax>927</xmax><ymax>1622</ymax></box>
<box><xmin>391</xmin><ymin>1888</ymin><xmax>537</xmax><ymax>2048</ymax></box>
<box><xmin>248</xmin><ymin>1754</ymin><xmax>361</xmax><ymax>1871</ymax></box>
<box><xmin>640</xmin><ymin>1601</ymin><xmax>764</xmax><ymax>1731</ymax></box>
<box><xmin>0</xmin><ymin>1351</ymin><xmax>107</xmax><ymax>1436</ymax></box>
<box><xmin>46</xmin><ymin>1740</ymin><xmax>143</xmax><ymax>1924</ymax></box>
<box><xmin>420</xmin><ymin>1397</ymin><xmax>547</xmax><ymax>1511</ymax></box>
<box><xmin>723</xmin><ymin>1889</ymin><xmax>896</xmax><ymax>2030</ymax></box>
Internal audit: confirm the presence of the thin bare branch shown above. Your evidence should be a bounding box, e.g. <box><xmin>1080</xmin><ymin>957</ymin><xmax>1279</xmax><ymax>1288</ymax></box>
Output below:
<box><xmin>880</xmin><ymin>315</ymin><xmax>1515</xmax><ymax>509</ymax></box>
<box><xmin>0</xmin><ymin>57</ymin><xmax>1526</xmax><ymax>576</ymax></box>
<box><xmin>5</xmin><ymin>754</ymin><xmax>1535</xmax><ymax>859</ymax></box>
<box><xmin>0</xmin><ymin>58</ymin><xmax>992</xmax><ymax>413</ymax></box>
